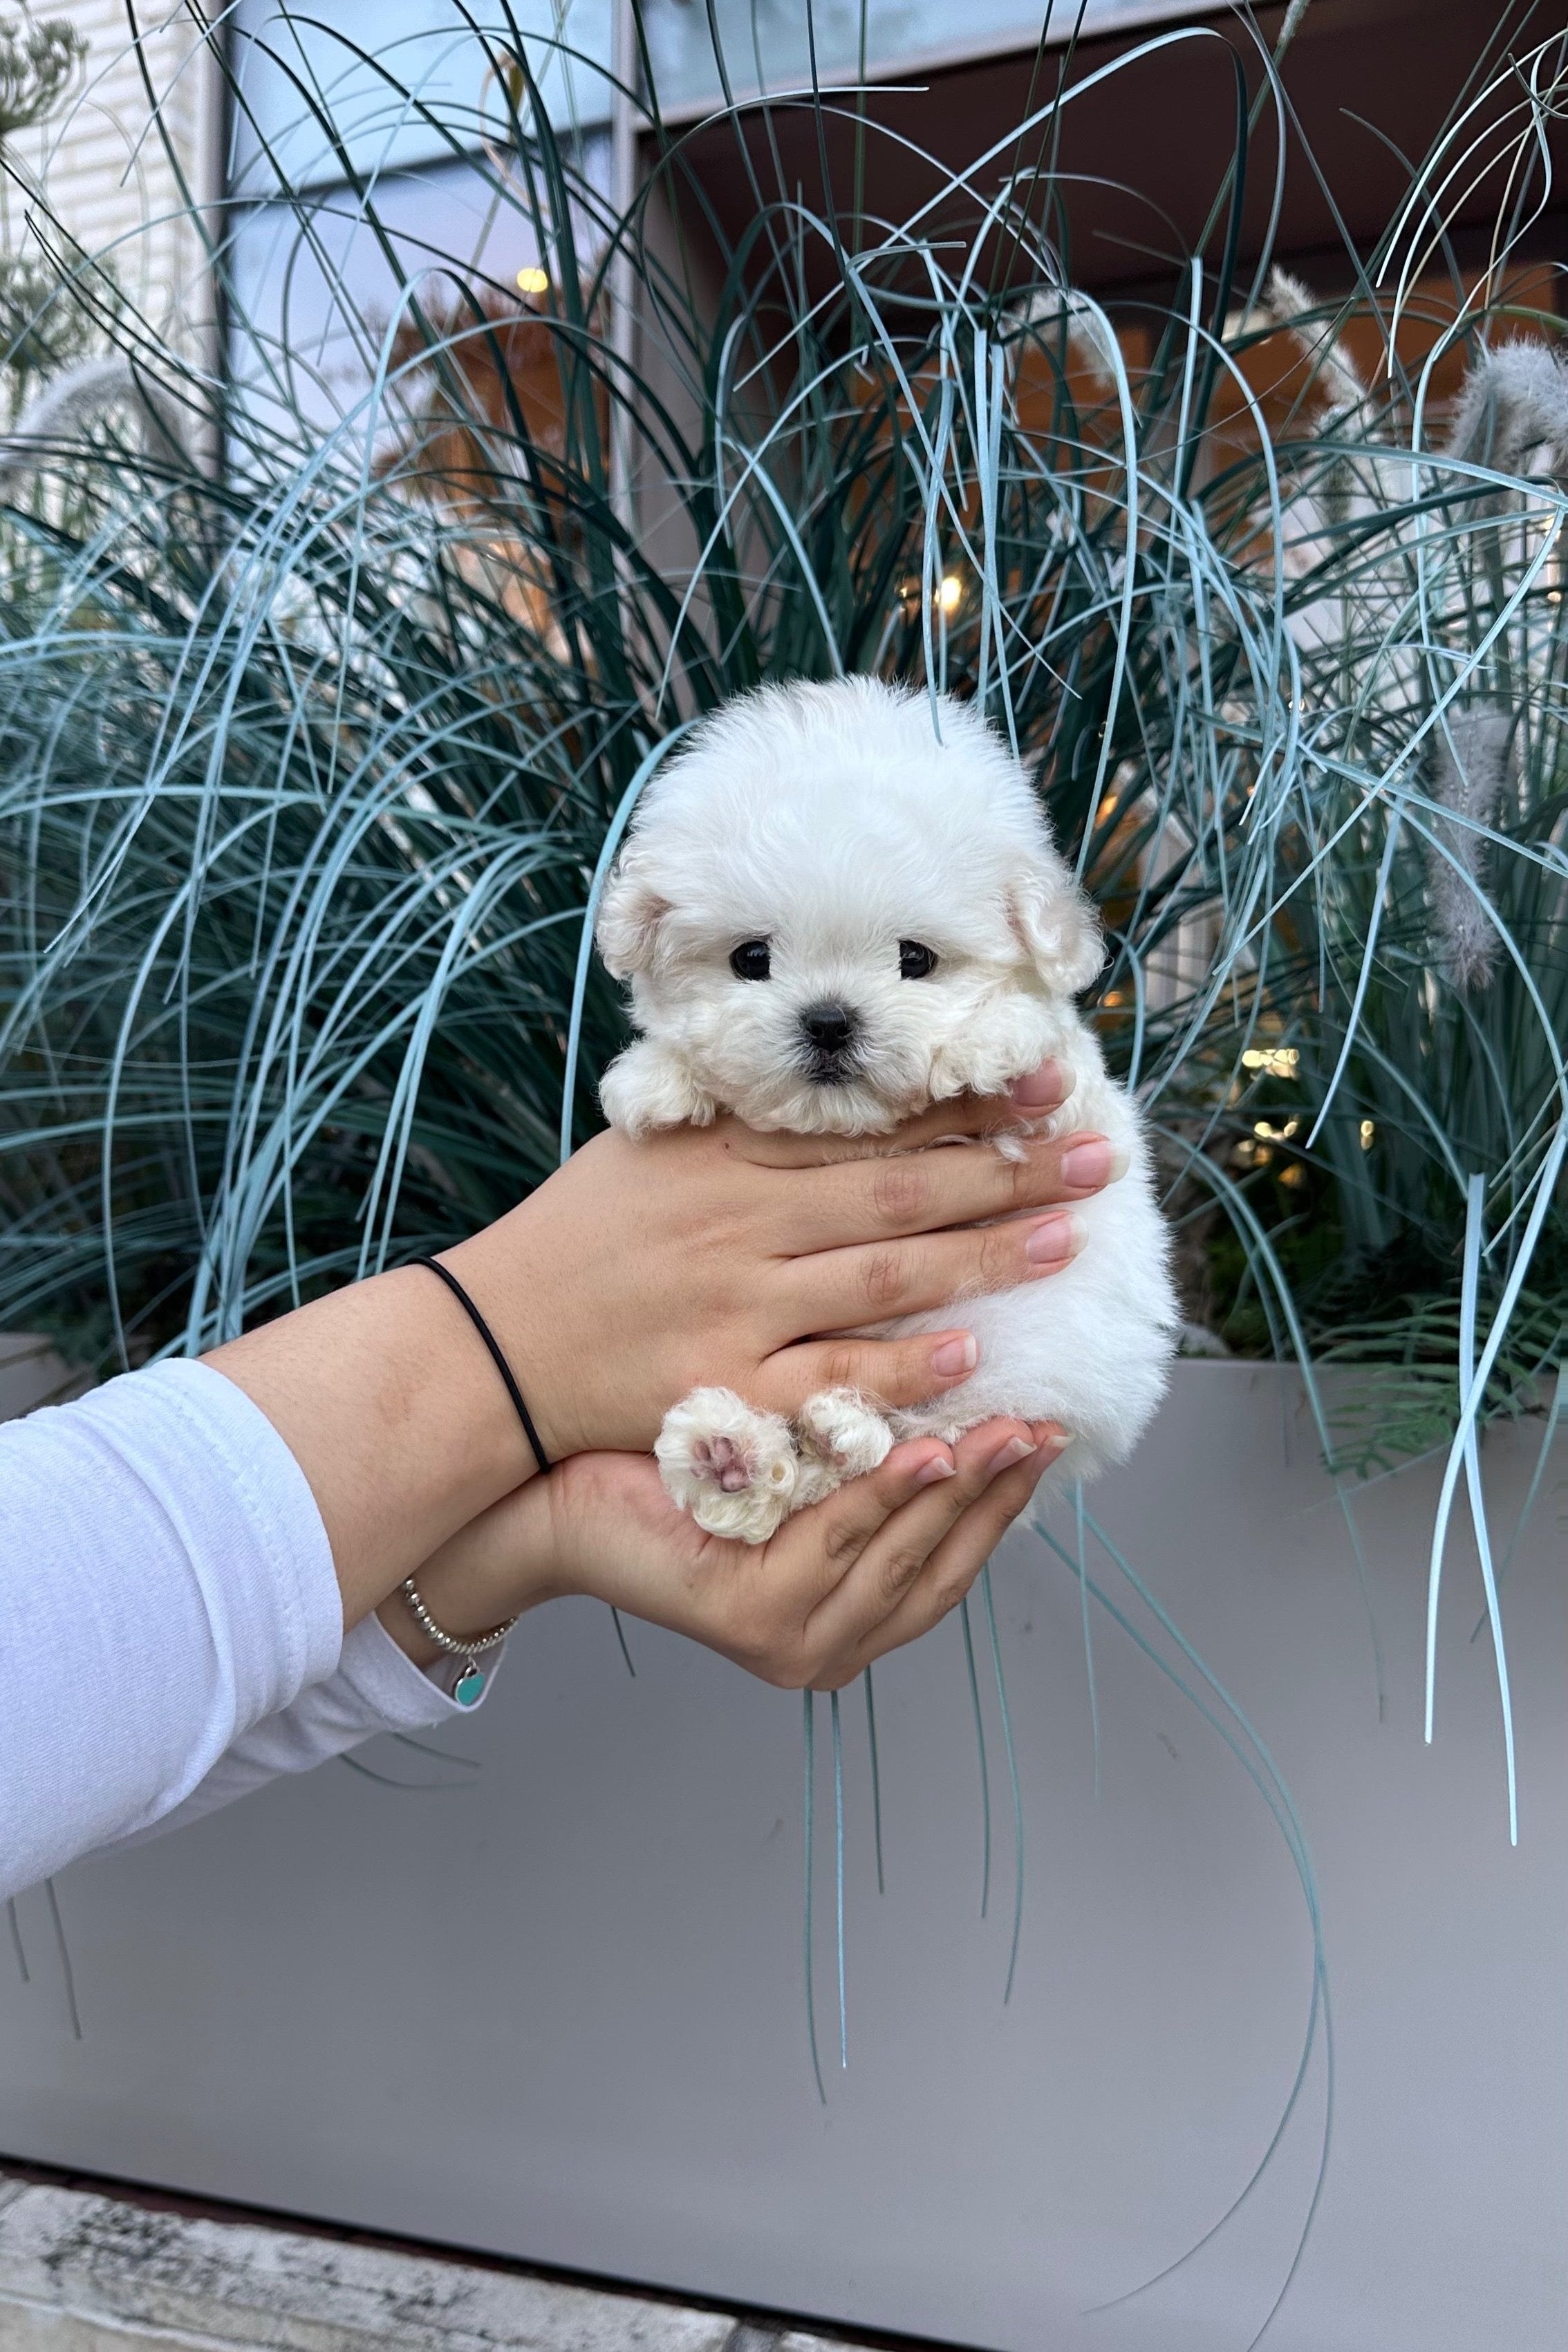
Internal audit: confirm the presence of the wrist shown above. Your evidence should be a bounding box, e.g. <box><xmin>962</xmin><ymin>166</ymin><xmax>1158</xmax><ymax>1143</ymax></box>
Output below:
<box><xmin>445</xmin><ymin>1204</ymin><xmax>588</xmax><ymax>1462</ymax></box>
<box><xmin>208</xmin><ymin>1262</ymin><xmax>539</xmax><ymax>1630</ymax></box>
<box><xmin>377</xmin><ymin>1476</ymin><xmax>574</xmax><ymax>1666</ymax></box>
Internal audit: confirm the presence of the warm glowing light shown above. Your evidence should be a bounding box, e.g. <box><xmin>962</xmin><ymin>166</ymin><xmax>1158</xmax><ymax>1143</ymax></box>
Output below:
<box><xmin>1360</xmin><ymin>1119</ymin><xmax>1376</xmax><ymax>1150</ymax></box>
<box><xmin>516</xmin><ymin>265</ymin><xmax>549</xmax><ymax>295</ymax></box>
<box><xmin>1253</xmin><ymin>1117</ymin><xmax>1299</xmax><ymax>1143</ymax></box>
<box><xmin>1242</xmin><ymin>1045</ymin><xmax>1299</xmax><ymax>1077</ymax></box>
<box><xmin>937</xmin><ymin>572</ymin><xmax>963</xmax><ymax>616</ymax></box>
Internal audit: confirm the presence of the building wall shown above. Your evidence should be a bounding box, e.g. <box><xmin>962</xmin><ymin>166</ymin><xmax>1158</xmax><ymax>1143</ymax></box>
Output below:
<box><xmin>27</xmin><ymin>0</ymin><xmax>219</xmax><ymax>357</ymax></box>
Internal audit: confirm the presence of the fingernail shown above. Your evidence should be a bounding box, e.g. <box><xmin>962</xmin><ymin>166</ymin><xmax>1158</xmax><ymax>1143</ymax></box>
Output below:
<box><xmin>915</xmin><ymin>1453</ymin><xmax>957</xmax><ymax>1486</ymax></box>
<box><xmin>1061</xmin><ymin>1135</ymin><xmax>1130</xmax><ymax>1189</ymax></box>
<box><xmin>1007</xmin><ymin>1058</ymin><xmax>1071</xmax><ymax>1110</ymax></box>
<box><xmin>986</xmin><ymin>1435</ymin><xmax>1037</xmax><ymax>1479</ymax></box>
<box><xmin>1024</xmin><ymin>1211</ymin><xmax>1087</xmax><ymax>1264</ymax></box>
<box><xmin>929</xmin><ymin>1332</ymin><xmax>978</xmax><ymax>1376</ymax></box>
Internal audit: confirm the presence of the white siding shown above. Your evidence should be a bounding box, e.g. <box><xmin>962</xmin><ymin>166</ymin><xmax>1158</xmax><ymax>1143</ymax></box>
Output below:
<box><xmin>27</xmin><ymin>1</ymin><xmax>219</xmax><ymax>357</ymax></box>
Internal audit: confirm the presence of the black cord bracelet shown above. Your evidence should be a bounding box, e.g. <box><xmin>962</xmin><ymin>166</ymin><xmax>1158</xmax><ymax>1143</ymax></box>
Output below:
<box><xmin>411</xmin><ymin>1255</ymin><xmax>551</xmax><ymax>1477</ymax></box>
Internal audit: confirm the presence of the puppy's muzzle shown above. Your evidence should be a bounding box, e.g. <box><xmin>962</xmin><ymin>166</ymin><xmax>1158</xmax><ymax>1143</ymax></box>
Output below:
<box><xmin>798</xmin><ymin>999</ymin><xmax>861</xmax><ymax>1082</ymax></box>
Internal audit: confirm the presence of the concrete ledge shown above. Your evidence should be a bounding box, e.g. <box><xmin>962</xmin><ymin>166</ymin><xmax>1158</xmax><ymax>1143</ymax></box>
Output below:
<box><xmin>0</xmin><ymin>2181</ymin><xmax>865</xmax><ymax>2352</ymax></box>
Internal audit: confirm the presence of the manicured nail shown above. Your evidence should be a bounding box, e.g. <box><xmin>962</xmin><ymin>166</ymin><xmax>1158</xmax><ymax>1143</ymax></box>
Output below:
<box><xmin>929</xmin><ymin>1332</ymin><xmax>978</xmax><ymax>1377</ymax></box>
<box><xmin>1060</xmin><ymin>1135</ymin><xmax>1130</xmax><ymax>1189</ymax></box>
<box><xmin>1007</xmin><ymin>1058</ymin><xmax>1071</xmax><ymax>1110</ymax></box>
<box><xmin>986</xmin><ymin>1435</ymin><xmax>1037</xmax><ymax>1478</ymax></box>
<box><xmin>1024</xmin><ymin>1211</ymin><xmax>1087</xmax><ymax>1264</ymax></box>
<box><xmin>915</xmin><ymin>1453</ymin><xmax>957</xmax><ymax>1486</ymax></box>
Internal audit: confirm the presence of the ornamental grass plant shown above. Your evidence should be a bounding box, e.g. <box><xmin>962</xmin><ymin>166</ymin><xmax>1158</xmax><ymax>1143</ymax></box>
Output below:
<box><xmin>0</xmin><ymin>0</ymin><xmax>1561</xmax><ymax>1793</ymax></box>
<box><xmin>0</xmin><ymin>1</ymin><xmax>1556</xmax><ymax>1410</ymax></box>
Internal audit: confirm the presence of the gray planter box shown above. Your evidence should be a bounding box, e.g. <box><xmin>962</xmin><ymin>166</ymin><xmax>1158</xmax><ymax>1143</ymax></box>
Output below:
<box><xmin>3</xmin><ymin>1364</ymin><xmax>1563</xmax><ymax>2349</ymax></box>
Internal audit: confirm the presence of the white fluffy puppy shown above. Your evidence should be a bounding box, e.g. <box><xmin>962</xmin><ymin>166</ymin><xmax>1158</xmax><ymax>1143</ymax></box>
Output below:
<box><xmin>597</xmin><ymin>677</ymin><xmax>1178</xmax><ymax>1541</ymax></box>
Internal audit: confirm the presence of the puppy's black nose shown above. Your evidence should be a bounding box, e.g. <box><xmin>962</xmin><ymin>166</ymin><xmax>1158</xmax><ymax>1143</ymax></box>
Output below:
<box><xmin>800</xmin><ymin>1001</ymin><xmax>858</xmax><ymax>1056</ymax></box>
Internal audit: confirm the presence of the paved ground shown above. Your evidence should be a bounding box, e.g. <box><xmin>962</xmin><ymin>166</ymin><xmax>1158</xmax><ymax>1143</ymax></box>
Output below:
<box><xmin>0</xmin><ymin>2170</ymin><xmax>928</xmax><ymax>2352</ymax></box>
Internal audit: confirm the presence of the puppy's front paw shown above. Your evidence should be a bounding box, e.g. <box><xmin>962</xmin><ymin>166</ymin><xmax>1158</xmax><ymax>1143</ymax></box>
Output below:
<box><xmin>599</xmin><ymin>1039</ymin><xmax>714</xmax><ymax>1136</ymax></box>
<box><xmin>795</xmin><ymin>1388</ymin><xmax>895</xmax><ymax>1502</ymax></box>
<box><xmin>655</xmin><ymin>1386</ymin><xmax>799</xmax><ymax>1544</ymax></box>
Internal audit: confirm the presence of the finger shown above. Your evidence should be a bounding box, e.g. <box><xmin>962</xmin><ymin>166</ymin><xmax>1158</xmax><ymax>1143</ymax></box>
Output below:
<box><xmin>776</xmin><ymin>1129</ymin><xmax>1126</xmax><ymax>1256</ymax></box>
<box><xmin>846</xmin><ymin>1423</ymin><xmax>1065</xmax><ymax>1674</ymax></box>
<box><xmin>803</xmin><ymin>1419</ymin><xmax>1060</xmax><ymax>1667</ymax></box>
<box><xmin>781</xmin><ymin>1435</ymin><xmax>962</xmax><ymax>1608</ymax></box>
<box><xmin>792</xmin><ymin>1200</ymin><xmax>1091</xmax><ymax>1329</ymax></box>
<box><xmin>730</xmin><ymin>1057</ymin><xmax>1076</xmax><ymax>1169</ymax></box>
<box><xmin>754</xmin><ymin>1325</ymin><xmax>981</xmax><ymax>1418</ymax></box>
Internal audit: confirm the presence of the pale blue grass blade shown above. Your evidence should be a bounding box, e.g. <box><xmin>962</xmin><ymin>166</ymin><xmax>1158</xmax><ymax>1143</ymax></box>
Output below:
<box><xmin>919</xmin><ymin>373</ymin><xmax>955</xmax><ymax>739</ymax></box>
<box><xmin>1066</xmin><ymin>299</ymin><xmax>1141</xmax><ymax>881</ymax></box>
<box><xmin>337</xmin><ymin>1753</ymin><xmax>476</xmax><ymax>1793</ymax></box>
<box><xmin>863</xmin><ymin>1663</ymin><xmax>886</xmax><ymax>1896</ymax></box>
<box><xmin>1034</xmin><ymin>1522</ymin><xmax>1332</xmax><ymax>2342</ymax></box>
<box><xmin>1426</xmin><ymin>1126</ymin><xmax>1568</xmax><ymax>1757</ymax></box>
<box><xmin>1074</xmin><ymin>1479</ymin><xmax>1102</xmax><ymax>1800</ymax></box>
<box><xmin>980</xmin><ymin>1564</ymin><xmax>1025</xmax><ymax>2006</ymax></box>
<box><xmin>559</xmin><ymin>718</ymin><xmax>702</xmax><ymax>1166</ymax></box>
<box><xmin>556</xmin><ymin>723</ymin><xmax>698</xmax><ymax>1673</ymax></box>
<box><xmin>1472</xmin><ymin>1367</ymin><xmax>1566</xmax><ymax>1643</ymax></box>
<box><xmin>1073</xmin><ymin>1509</ymin><xmax>1331</xmax><ymax>2340</ymax></box>
<box><xmin>958</xmin><ymin>1594</ymin><xmax>991</xmax><ymax>1920</ymax></box>
<box><xmin>389</xmin><ymin>1732</ymin><xmax>480</xmax><ymax>1771</ymax></box>
<box><xmin>831</xmin><ymin>1686</ymin><xmax>848</xmax><ymax>2071</ymax></box>
<box><xmin>801</xmin><ymin>1688</ymin><xmax>826</xmax><ymax>2104</ymax></box>
<box><xmin>1453</xmin><ymin>1175</ymin><xmax>1517</xmax><ymax>1840</ymax></box>
<box><xmin>44</xmin><ymin>1878</ymin><xmax>82</xmax><ymax>2042</ymax></box>
<box><xmin>6</xmin><ymin>1896</ymin><xmax>28</xmax><ymax>1985</ymax></box>
<box><xmin>1153</xmin><ymin>1125</ymin><xmax>1388</xmax><ymax>1715</ymax></box>
<box><xmin>1302</xmin><ymin>790</ymin><xmax>1407</xmax><ymax>1153</ymax></box>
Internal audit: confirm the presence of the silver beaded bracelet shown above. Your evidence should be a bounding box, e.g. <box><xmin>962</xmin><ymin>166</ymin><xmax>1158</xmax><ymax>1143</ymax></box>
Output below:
<box><xmin>398</xmin><ymin>1575</ymin><xmax>519</xmax><ymax>1708</ymax></box>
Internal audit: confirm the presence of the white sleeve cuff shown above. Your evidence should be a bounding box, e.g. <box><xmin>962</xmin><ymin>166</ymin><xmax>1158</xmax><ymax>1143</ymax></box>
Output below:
<box><xmin>334</xmin><ymin>1609</ymin><xmax>510</xmax><ymax>1726</ymax></box>
<box><xmin>109</xmin><ymin>1615</ymin><xmax>507</xmax><ymax>1851</ymax></box>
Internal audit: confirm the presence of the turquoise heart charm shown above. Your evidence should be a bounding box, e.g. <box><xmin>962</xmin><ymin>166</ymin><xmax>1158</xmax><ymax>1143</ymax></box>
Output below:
<box><xmin>454</xmin><ymin>1665</ymin><xmax>486</xmax><ymax>1707</ymax></box>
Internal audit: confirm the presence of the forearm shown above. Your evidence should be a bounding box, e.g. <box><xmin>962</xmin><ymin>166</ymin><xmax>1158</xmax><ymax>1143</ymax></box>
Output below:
<box><xmin>375</xmin><ymin>1472</ymin><xmax>565</xmax><ymax>1666</ymax></box>
<box><xmin>206</xmin><ymin>1257</ymin><xmax>541</xmax><ymax>1632</ymax></box>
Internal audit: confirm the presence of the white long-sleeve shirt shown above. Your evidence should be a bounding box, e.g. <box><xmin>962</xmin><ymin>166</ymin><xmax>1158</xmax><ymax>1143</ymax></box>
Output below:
<box><xmin>1</xmin><ymin>1359</ymin><xmax>501</xmax><ymax>1901</ymax></box>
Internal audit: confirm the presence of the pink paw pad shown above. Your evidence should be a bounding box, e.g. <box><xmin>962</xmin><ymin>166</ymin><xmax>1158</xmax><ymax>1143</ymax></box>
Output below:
<box><xmin>692</xmin><ymin>1435</ymin><xmax>753</xmax><ymax>1493</ymax></box>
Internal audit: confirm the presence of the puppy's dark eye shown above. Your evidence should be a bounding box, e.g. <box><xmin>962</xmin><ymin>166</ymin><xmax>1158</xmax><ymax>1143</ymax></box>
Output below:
<box><xmin>730</xmin><ymin>939</ymin><xmax>772</xmax><ymax>981</ymax></box>
<box><xmin>899</xmin><ymin>940</ymin><xmax>938</xmax><ymax>980</ymax></box>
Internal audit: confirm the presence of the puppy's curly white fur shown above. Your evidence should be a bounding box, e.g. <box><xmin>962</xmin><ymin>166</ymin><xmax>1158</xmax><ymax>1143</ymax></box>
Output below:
<box><xmin>599</xmin><ymin>678</ymin><xmax>1178</xmax><ymax>1542</ymax></box>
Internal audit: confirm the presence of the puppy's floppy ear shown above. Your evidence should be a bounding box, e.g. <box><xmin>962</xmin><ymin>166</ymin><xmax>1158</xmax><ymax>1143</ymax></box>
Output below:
<box><xmin>596</xmin><ymin>852</ymin><xmax>672</xmax><ymax>980</ymax></box>
<box><xmin>1006</xmin><ymin>856</ymin><xmax>1105</xmax><ymax>996</ymax></box>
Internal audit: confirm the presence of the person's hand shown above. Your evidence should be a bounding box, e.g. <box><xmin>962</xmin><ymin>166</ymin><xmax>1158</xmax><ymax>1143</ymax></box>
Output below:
<box><xmin>210</xmin><ymin>1055</ymin><xmax>1117</xmax><ymax>1630</ymax></box>
<box><xmin>382</xmin><ymin>1419</ymin><xmax>1066</xmax><ymax>1690</ymax></box>
<box><xmin>449</xmin><ymin>1059</ymin><xmax>1124</xmax><ymax>1462</ymax></box>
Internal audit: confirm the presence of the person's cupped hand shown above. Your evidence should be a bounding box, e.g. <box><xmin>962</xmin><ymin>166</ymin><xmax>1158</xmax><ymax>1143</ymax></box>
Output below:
<box><xmin>451</xmin><ymin>1056</ymin><xmax>1121</xmax><ymax>1465</ymax></box>
<box><xmin>395</xmin><ymin>1415</ymin><xmax>1065</xmax><ymax>1690</ymax></box>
